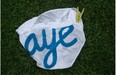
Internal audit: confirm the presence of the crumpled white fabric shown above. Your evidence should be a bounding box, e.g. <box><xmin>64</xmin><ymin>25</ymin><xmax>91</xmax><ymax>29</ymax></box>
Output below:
<box><xmin>16</xmin><ymin>8</ymin><xmax>86</xmax><ymax>70</ymax></box>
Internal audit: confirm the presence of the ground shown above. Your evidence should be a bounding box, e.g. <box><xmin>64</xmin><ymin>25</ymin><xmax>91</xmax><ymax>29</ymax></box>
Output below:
<box><xmin>1</xmin><ymin>0</ymin><xmax>115</xmax><ymax>75</ymax></box>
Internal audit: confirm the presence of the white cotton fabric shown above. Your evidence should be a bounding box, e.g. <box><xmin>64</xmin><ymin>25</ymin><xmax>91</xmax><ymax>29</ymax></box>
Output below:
<box><xmin>16</xmin><ymin>8</ymin><xmax>86</xmax><ymax>70</ymax></box>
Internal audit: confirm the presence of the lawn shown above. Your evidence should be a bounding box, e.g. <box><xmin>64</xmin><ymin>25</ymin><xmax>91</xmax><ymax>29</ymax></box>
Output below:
<box><xmin>1</xmin><ymin>0</ymin><xmax>115</xmax><ymax>75</ymax></box>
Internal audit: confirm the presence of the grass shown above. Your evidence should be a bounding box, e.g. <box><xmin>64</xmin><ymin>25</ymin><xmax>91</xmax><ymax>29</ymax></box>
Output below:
<box><xmin>1</xmin><ymin>0</ymin><xmax>115</xmax><ymax>75</ymax></box>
